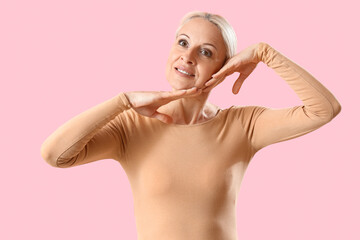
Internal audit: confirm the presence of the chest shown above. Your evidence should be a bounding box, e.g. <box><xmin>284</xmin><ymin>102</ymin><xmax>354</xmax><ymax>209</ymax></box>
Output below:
<box><xmin>123</xmin><ymin>124</ymin><xmax>253</xmax><ymax>199</ymax></box>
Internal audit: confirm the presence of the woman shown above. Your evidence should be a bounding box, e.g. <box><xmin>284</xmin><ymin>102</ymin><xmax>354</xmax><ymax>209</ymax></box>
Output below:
<box><xmin>41</xmin><ymin>11</ymin><xmax>341</xmax><ymax>240</ymax></box>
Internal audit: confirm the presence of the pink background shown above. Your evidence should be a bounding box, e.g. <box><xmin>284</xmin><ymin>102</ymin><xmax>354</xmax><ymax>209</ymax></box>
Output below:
<box><xmin>1</xmin><ymin>0</ymin><xmax>358</xmax><ymax>239</ymax></box>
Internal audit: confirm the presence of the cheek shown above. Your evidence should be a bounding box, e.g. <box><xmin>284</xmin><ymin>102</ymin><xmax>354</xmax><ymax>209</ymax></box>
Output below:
<box><xmin>194</xmin><ymin>67</ymin><xmax>212</xmax><ymax>87</ymax></box>
<box><xmin>197</xmin><ymin>61</ymin><xmax>224</xmax><ymax>86</ymax></box>
<box><xmin>200</xmin><ymin>64</ymin><xmax>218</xmax><ymax>79</ymax></box>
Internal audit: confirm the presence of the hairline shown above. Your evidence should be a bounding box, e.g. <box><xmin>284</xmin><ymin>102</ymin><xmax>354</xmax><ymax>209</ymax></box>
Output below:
<box><xmin>175</xmin><ymin>13</ymin><xmax>236</xmax><ymax>60</ymax></box>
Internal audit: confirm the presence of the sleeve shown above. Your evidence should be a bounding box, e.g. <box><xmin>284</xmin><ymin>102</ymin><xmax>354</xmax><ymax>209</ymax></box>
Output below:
<box><xmin>40</xmin><ymin>93</ymin><xmax>132</xmax><ymax>168</ymax></box>
<box><xmin>248</xmin><ymin>42</ymin><xmax>342</xmax><ymax>152</ymax></box>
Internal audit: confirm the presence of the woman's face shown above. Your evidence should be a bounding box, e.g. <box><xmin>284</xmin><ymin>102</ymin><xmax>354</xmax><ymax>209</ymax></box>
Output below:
<box><xmin>165</xmin><ymin>17</ymin><xmax>227</xmax><ymax>90</ymax></box>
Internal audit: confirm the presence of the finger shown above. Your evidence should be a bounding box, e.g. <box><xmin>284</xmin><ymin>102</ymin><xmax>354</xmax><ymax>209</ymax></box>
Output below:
<box><xmin>174</xmin><ymin>87</ymin><xmax>197</xmax><ymax>95</ymax></box>
<box><xmin>168</xmin><ymin>87</ymin><xmax>202</xmax><ymax>101</ymax></box>
<box><xmin>203</xmin><ymin>85</ymin><xmax>217</xmax><ymax>92</ymax></box>
<box><xmin>212</xmin><ymin>59</ymin><xmax>233</xmax><ymax>78</ymax></box>
<box><xmin>151</xmin><ymin>111</ymin><xmax>173</xmax><ymax>124</ymax></box>
<box><xmin>202</xmin><ymin>79</ymin><xmax>221</xmax><ymax>92</ymax></box>
<box><xmin>211</xmin><ymin>76</ymin><xmax>225</xmax><ymax>88</ymax></box>
<box><xmin>232</xmin><ymin>73</ymin><xmax>248</xmax><ymax>94</ymax></box>
<box><xmin>202</xmin><ymin>86</ymin><xmax>212</xmax><ymax>92</ymax></box>
<box><xmin>204</xmin><ymin>77</ymin><xmax>218</xmax><ymax>87</ymax></box>
<box><xmin>184</xmin><ymin>88</ymin><xmax>202</xmax><ymax>96</ymax></box>
<box><xmin>178</xmin><ymin>87</ymin><xmax>198</xmax><ymax>95</ymax></box>
<box><xmin>162</xmin><ymin>87</ymin><xmax>197</xmax><ymax>99</ymax></box>
<box><xmin>210</xmin><ymin>79</ymin><xmax>222</xmax><ymax>90</ymax></box>
<box><xmin>205</xmin><ymin>73</ymin><xmax>227</xmax><ymax>87</ymax></box>
<box><xmin>207</xmin><ymin>69</ymin><xmax>233</xmax><ymax>87</ymax></box>
<box><xmin>212</xmin><ymin>63</ymin><xmax>236</xmax><ymax>80</ymax></box>
<box><xmin>177</xmin><ymin>87</ymin><xmax>202</xmax><ymax>98</ymax></box>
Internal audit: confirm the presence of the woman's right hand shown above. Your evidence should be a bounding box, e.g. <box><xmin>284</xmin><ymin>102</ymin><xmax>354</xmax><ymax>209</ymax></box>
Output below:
<box><xmin>123</xmin><ymin>87</ymin><xmax>202</xmax><ymax>124</ymax></box>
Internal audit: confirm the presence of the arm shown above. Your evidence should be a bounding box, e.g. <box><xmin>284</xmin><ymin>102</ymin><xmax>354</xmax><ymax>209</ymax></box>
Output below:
<box><xmin>40</xmin><ymin>93</ymin><xmax>132</xmax><ymax>168</ymax></box>
<box><xmin>250</xmin><ymin>42</ymin><xmax>341</xmax><ymax>151</ymax></box>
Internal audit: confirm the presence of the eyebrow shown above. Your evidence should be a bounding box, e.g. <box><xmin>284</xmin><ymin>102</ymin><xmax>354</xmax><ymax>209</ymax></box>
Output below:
<box><xmin>178</xmin><ymin>33</ymin><xmax>218</xmax><ymax>51</ymax></box>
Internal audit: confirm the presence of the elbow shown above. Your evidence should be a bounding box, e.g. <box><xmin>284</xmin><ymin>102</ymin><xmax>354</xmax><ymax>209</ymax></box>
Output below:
<box><xmin>41</xmin><ymin>142</ymin><xmax>80</xmax><ymax>168</ymax></box>
<box><xmin>332</xmin><ymin>101</ymin><xmax>342</xmax><ymax>118</ymax></box>
<box><xmin>41</xmin><ymin>140</ymin><xmax>76</xmax><ymax>168</ymax></box>
<box><xmin>41</xmin><ymin>148</ymin><xmax>56</xmax><ymax>167</ymax></box>
<box><xmin>318</xmin><ymin>102</ymin><xmax>342</xmax><ymax>123</ymax></box>
<box><xmin>325</xmin><ymin>101</ymin><xmax>342</xmax><ymax>122</ymax></box>
<box><xmin>327</xmin><ymin>93</ymin><xmax>342</xmax><ymax>120</ymax></box>
<box><xmin>40</xmin><ymin>143</ymin><xmax>60</xmax><ymax>168</ymax></box>
<box><xmin>316</xmin><ymin>93</ymin><xmax>342</xmax><ymax>122</ymax></box>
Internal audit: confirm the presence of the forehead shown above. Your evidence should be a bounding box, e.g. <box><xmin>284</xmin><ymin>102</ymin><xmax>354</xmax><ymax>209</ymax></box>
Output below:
<box><xmin>177</xmin><ymin>18</ymin><xmax>224</xmax><ymax>45</ymax></box>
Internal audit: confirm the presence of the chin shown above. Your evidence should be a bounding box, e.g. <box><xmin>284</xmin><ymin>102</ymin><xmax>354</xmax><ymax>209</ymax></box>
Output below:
<box><xmin>167</xmin><ymin>78</ymin><xmax>194</xmax><ymax>90</ymax></box>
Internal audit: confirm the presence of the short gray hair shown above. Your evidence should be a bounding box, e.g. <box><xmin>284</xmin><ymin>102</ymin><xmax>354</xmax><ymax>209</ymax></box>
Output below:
<box><xmin>175</xmin><ymin>11</ymin><xmax>237</xmax><ymax>60</ymax></box>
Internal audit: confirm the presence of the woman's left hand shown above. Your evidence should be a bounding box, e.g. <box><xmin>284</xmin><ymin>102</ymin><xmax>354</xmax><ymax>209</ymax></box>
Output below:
<box><xmin>201</xmin><ymin>42</ymin><xmax>262</xmax><ymax>94</ymax></box>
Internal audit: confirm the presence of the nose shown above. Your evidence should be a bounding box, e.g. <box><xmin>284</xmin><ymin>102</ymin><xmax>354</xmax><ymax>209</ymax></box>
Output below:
<box><xmin>180</xmin><ymin>49</ymin><xmax>196</xmax><ymax>65</ymax></box>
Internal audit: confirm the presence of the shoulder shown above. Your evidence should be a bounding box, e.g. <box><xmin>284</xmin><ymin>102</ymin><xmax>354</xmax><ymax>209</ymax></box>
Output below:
<box><xmin>116</xmin><ymin>107</ymin><xmax>162</xmax><ymax>130</ymax></box>
<box><xmin>207</xmin><ymin>101</ymin><xmax>267</xmax><ymax>115</ymax></box>
<box><xmin>225</xmin><ymin>105</ymin><xmax>268</xmax><ymax>122</ymax></box>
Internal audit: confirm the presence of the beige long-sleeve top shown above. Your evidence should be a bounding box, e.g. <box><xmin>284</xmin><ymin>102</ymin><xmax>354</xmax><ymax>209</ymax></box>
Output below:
<box><xmin>40</xmin><ymin>42</ymin><xmax>341</xmax><ymax>240</ymax></box>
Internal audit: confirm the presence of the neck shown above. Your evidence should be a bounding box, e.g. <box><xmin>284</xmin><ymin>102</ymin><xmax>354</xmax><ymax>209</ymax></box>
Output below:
<box><xmin>158</xmin><ymin>91</ymin><xmax>213</xmax><ymax>125</ymax></box>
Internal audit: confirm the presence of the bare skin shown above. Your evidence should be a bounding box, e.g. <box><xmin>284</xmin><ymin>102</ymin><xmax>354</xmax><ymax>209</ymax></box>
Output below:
<box><xmin>125</xmin><ymin>17</ymin><xmax>227</xmax><ymax>125</ymax></box>
<box><xmin>124</xmin><ymin>18</ymin><xmax>261</xmax><ymax>125</ymax></box>
<box><xmin>123</xmin><ymin>87</ymin><xmax>203</xmax><ymax>124</ymax></box>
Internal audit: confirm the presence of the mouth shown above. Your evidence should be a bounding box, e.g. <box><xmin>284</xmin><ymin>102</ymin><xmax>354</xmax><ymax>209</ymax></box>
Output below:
<box><xmin>175</xmin><ymin>67</ymin><xmax>195</xmax><ymax>77</ymax></box>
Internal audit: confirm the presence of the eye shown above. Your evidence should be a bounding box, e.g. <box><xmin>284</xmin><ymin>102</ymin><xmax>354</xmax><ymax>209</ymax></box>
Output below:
<box><xmin>178</xmin><ymin>39</ymin><xmax>188</xmax><ymax>47</ymax></box>
<box><xmin>201</xmin><ymin>49</ymin><xmax>212</xmax><ymax>57</ymax></box>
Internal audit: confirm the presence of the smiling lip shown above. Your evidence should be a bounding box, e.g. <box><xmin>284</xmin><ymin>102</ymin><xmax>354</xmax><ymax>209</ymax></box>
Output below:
<box><xmin>174</xmin><ymin>67</ymin><xmax>195</xmax><ymax>77</ymax></box>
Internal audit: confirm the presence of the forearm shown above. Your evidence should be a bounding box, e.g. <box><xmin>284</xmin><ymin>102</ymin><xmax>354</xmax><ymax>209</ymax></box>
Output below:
<box><xmin>40</xmin><ymin>92</ymin><xmax>132</xmax><ymax>167</ymax></box>
<box><xmin>256</xmin><ymin>42</ymin><xmax>341</xmax><ymax>120</ymax></box>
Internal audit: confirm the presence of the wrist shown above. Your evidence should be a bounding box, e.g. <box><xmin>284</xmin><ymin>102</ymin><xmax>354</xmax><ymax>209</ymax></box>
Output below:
<box><xmin>255</xmin><ymin>42</ymin><xmax>270</xmax><ymax>63</ymax></box>
<box><xmin>119</xmin><ymin>92</ymin><xmax>133</xmax><ymax>109</ymax></box>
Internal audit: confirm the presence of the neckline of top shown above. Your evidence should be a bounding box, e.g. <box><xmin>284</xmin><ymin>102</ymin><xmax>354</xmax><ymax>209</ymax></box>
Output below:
<box><xmin>157</xmin><ymin>107</ymin><xmax>226</xmax><ymax>128</ymax></box>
